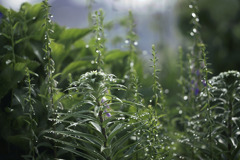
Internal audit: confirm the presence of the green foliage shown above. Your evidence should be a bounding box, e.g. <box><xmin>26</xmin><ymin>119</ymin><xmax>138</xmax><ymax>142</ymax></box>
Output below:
<box><xmin>0</xmin><ymin>0</ymin><xmax>239</xmax><ymax>160</ymax></box>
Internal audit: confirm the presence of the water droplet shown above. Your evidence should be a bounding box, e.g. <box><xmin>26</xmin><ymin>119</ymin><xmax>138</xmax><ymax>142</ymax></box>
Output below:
<box><xmin>5</xmin><ymin>59</ymin><xmax>11</xmax><ymax>65</ymax></box>
<box><xmin>193</xmin><ymin>28</ymin><xmax>197</xmax><ymax>33</ymax></box>
<box><xmin>192</xmin><ymin>13</ymin><xmax>196</xmax><ymax>18</ymax></box>
<box><xmin>130</xmin><ymin>61</ymin><xmax>134</xmax><ymax>67</ymax></box>
<box><xmin>97</xmin><ymin>37</ymin><xmax>101</xmax><ymax>41</ymax></box>
<box><xmin>50</xmin><ymin>15</ymin><xmax>53</xmax><ymax>18</ymax></box>
<box><xmin>125</xmin><ymin>40</ymin><xmax>129</xmax><ymax>44</ymax></box>
<box><xmin>91</xmin><ymin>60</ymin><xmax>94</xmax><ymax>64</ymax></box>
<box><xmin>85</xmin><ymin>44</ymin><xmax>89</xmax><ymax>48</ymax></box>
<box><xmin>189</xmin><ymin>5</ymin><xmax>193</xmax><ymax>8</ymax></box>
<box><xmin>165</xmin><ymin>89</ymin><xmax>169</xmax><ymax>94</ymax></box>
<box><xmin>183</xmin><ymin>96</ymin><xmax>188</xmax><ymax>100</ymax></box>
<box><xmin>134</xmin><ymin>41</ymin><xmax>138</xmax><ymax>46</ymax></box>
<box><xmin>196</xmin><ymin>18</ymin><xmax>199</xmax><ymax>22</ymax></box>
<box><xmin>179</xmin><ymin>110</ymin><xmax>183</xmax><ymax>114</ymax></box>
<box><xmin>190</xmin><ymin>32</ymin><xmax>194</xmax><ymax>36</ymax></box>
<box><xmin>96</xmin><ymin>50</ymin><xmax>99</xmax><ymax>53</ymax></box>
<box><xmin>32</xmin><ymin>17</ymin><xmax>36</xmax><ymax>20</ymax></box>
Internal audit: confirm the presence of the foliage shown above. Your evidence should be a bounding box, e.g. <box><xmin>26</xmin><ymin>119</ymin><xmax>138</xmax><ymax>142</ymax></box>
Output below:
<box><xmin>0</xmin><ymin>0</ymin><xmax>239</xmax><ymax>160</ymax></box>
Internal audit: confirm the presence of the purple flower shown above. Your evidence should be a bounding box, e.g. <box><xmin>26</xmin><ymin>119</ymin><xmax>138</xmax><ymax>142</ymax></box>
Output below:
<box><xmin>101</xmin><ymin>97</ymin><xmax>107</xmax><ymax>103</ymax></box>
<box><xmin>191</xmin><ymin>80</ymin><xmax>194</xmax><ymax>84</ymax></box>
<box><xmin>104</xmin><ymin>110</ymin><xmax>111</xmax><ymax>117</ymax></box>
<box><xmin>196</xmin><ymin>70</ymin><xmax>200</xmax><ymax>76</ymax></box>
<box><xmin>0</xmin><ymin>12</ymin><xmax>3</xmax><ymax>23</ymax></box>
<box><xmin>194</xmin><ymin>87</ymin><xmax>200</xmax><ymax>96</ymax></box>
<box><xmin>202</xmin><ymin>80</ymin><xmax>207</xmax><ymax>87</ymax></box>
<box><xmin>106</xmin><ymin>112</ymin><xmax>111</xmax><ymax>117</ymax></box>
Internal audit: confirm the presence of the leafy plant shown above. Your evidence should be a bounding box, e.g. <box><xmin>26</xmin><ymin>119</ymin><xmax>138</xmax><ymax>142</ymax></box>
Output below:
<box><xmin>0</xmin><ymin>0</ymin><xmax>239</xmax><ymax>160</ymax></box>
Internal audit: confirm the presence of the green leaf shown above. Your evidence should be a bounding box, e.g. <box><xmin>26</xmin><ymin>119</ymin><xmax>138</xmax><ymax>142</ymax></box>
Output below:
<box><xmin>0</xmin><ymin>33</ymin><xmax>10</xmax><ymax>39</ymax></box>
<box><xmin>53</xmin><ymin>130</ymin><xmax>103</xmax><ymax>146</ymax></box>
<box><xmin>14</xmin><ymin>93</ymin><xmax>25</xmax><ymax>111</ymax></box>
<box><xmin>57</xmin><ymin>146</ymin><xmax>97</xmax><ymax>160</ymax></box>
<box><xmin>50</xmin><ymin>41</ymin><xmax>66</xmax><ymax>65</ymax></box>
<box><xmin>21</xmin><ymin>2</ymin><xmax>43</xmax><ymax>20</ymax></box>
<box><xmin>105</xmin><ymin>50</ymin><xmax>129</xmax><ymax>62</ymax></box>
<box><xmin>7</xmin><ymin>135</ymin><xmax>28</xmax><ymax>151</ymax></box>
<box><xmin>13</xmin><ymin>22</ymin><xmax>19</xmax><ymax>32</ymax></box>
<box><xmin>0</xmin><ymin>63</ymin><xmax>26</xmax><ymax>99</ymax></box>
<box><xmin>107</xmin><ymin>123</ymin><xmax>123</xmax><ymax>144</ymax></box>
<box><xmin>59</xmin><ymin>28</ymin><xmax>92</xmax><ymax>44</ymax></box>
<box><xmin>61</xmin><ymin>61</ymin><xmax>90</xmax><ymax>80</ymax></box>
<box><xmin>15</xmin><ymin>36</ymin><xmax>30</xmax><ymax>45</ymax></box>
<box><xmin>112</xmin><ymin>122</ymin><xmax>142</xmax><ymax>154</ymax></box>
<box><xmin>4</xmin><ymin>45</ymin><xmax>13</xmax><ymax>51</ymax></box>
<box><xmin>90</xmin><ymin>121</ymin><xmax>102</xmax><ymax>133</ymax></box>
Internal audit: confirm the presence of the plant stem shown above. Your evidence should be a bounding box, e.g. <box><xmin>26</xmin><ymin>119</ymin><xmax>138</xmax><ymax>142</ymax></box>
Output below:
<box><xmin>228</xmin><ymin>97</ymin><xmax>233</xmax><ymax>157</ymax></box>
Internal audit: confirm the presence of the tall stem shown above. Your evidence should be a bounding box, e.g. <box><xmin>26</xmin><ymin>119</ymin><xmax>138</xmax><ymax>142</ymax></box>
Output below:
<box><xmin>228</xmin><ymin>97</ymin><xmax>233</xmax><ymax>156</ymax></box>
<box><xmin>98</xmin><ymin>101</ymin><xmax>111</xmax><ymax>160</ymax></box>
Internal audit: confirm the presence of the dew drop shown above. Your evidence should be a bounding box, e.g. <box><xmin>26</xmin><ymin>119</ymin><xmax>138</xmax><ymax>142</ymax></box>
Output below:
<box><xmin>193</xmin><ymin>28</ymin><xmax>197</xmax><ymax>33</ymax></box>
<box><xmin>97</xmin><ymin>37</ymin><xmax>101</xmax><ymax>41</ymax></box>
<box><xmin>165</xmin><ymin>89</ymin><xmax>169</xmax><ymax>94</ymax></box>
<box><xmin>85</xmin><ymin>44</ymin><xmax>89</xmax><ymax>48</ymax></box>
<box><xmin>130</xmin><ymin>62</ymin><xmax>134</xmax><ymax>67</ymax></box>
<box><xmin>5</xmin><ymin>59</ymin><xmax>11</xmax><ymax>65</ymax></box>
<box><xmin>183</xmin><ymin>96</ymin><xmax>188</xmax><ymax>100</ymax></box>
<box><xmin>125</xmin><ymin>40</ymin><xmax>129</xmax><ymax>44</ymax></box>
<box><xmin>179</xmin><ymin>110</ymin><xmax>183</xmax><ymax>114</ymax></box>
<box><xmin>192</xmin><ymin>13</ymin><xmax>196</xmax><ymax>18</ymax></box>
<box><xmin>189</xmin><ymin>5</ymin><xmax>193</xmax><ymax>8</ymax></box>
<box><xmin>190</xmin><ymin>32</ymin><xmax>194</xmax><ymax>36</ymax></box>
<box><xmin>91</xmin><ymin>60</ymin><xmax>94</xmax><ymax>64</ymax></box>
<box><xmin>134</xmin><ymin>41</ymin><xmax>138</xmax><ymax>46</ymax></box>
<box><xmin>196</xmin><ymin>18</ymin><xmax>199</xmax><ymax>22</ymax></box>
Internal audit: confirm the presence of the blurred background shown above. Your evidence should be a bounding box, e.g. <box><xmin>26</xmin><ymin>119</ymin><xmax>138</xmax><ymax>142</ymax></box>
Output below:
<box><xmin>0</xmin><ymin>0</ymin><xmax>178</xmax><ymax>51</ymax></box>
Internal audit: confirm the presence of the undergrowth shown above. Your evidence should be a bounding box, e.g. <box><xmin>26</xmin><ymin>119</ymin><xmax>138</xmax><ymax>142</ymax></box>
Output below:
<box><xmin>0</xmin><ymin>0</ymin><xmax>239</xmax><ymax>160</ymax></box>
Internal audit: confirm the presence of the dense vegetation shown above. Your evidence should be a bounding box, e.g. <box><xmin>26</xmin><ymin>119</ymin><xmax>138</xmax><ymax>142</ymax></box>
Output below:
<box><xmin>0</xmin><ymin>0</ymin><xmax>239</xmax><ymax>159</ymax></box>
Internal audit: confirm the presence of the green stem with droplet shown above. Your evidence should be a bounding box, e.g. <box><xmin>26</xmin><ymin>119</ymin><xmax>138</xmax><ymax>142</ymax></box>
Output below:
<box><xmin>94</xmin><ymin>9</ymin><xmax>105</xmax><ymax>71</ymax></box>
